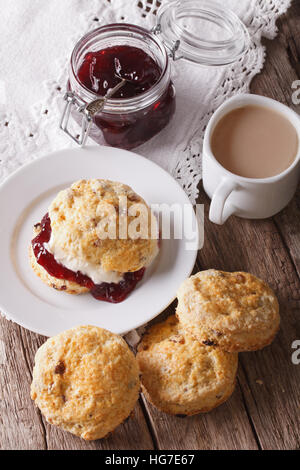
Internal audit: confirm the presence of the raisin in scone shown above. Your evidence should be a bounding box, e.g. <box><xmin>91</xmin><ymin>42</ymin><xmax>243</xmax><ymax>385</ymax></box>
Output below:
<box><xmin>176</xmin><ymin>270</ymin><xmax>280</xmax><ymax>352</ymax></box>
<box><xmin>30</xmin><ymin>179</ymin><xmax>158</xmax><ymax>302</ymax></box>
<box><xmin>31</xmin><ymin>326</ymin><xmax>140</xmax><ymax>440</ymax></box>
<box><xmin>137</xmin><ymin>315</ymin><xmax>238</xmax><ymax>416</ymax></box>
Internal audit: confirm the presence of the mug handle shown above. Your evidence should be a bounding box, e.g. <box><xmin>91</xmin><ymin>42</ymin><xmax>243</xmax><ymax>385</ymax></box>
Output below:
<box><xmin>209</xmin><ymin>178</ymin><xmax>237</xmax><ymax>225</ymax></box>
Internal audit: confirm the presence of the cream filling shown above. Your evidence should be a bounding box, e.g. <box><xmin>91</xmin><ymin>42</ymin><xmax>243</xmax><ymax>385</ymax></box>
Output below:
<box><xmin>45</xmin><ymin>228</ymin><xmax>159</xmax><ymax>285</ymax></box>
<box><xmin>45</xmin><ymin>237</ymin><xmax>124</xmax><ymax>285</ymax></box>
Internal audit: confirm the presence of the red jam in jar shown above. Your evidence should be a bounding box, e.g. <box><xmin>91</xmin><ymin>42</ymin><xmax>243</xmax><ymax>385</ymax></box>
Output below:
<box><xmin>32</xmin><ymin>213</ymin><xmax>145</xmax><ymax>303</ymax></box>
<box><xmin>69</xmin><ymin>24</ymin><xmax>176</xmax><ymax>150</ymax></box>
<box><xmin>93</xmin><ymin>79</ymin><xmax>175</xmax><ymax>149</ymax></box>
<box><xmin>77</xmin><ymin>46</ymin><xmax>162</xmax><ymax>98</ymax></box>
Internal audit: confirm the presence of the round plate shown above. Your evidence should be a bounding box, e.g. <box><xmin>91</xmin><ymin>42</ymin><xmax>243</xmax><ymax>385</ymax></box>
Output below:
<box><xmin>0</xmin><ymin>146</ymin><xmax>198</xmax><ymax>336</ymax></box>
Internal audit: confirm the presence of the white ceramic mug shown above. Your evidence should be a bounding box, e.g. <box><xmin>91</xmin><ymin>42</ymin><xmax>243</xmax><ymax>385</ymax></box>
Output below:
<box><xmin>203</xmin><ymin>94</ymin><xmax>300</xmax><ymax>225</ymax></box>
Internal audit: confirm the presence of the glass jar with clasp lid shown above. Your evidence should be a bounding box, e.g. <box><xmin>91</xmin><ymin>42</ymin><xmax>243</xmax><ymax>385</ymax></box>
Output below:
<box><xmin>60</xmin><ymin>0</ymin><xmax>249</xmax><ymax>150</ymax></box>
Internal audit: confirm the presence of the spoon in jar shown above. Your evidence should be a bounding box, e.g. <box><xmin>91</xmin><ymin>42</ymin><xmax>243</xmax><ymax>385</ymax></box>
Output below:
<box><xmin>61</xmin><ymin>78</ymin><xmax>128</xmax><ymax>147</ymax></box>
<box><xmin>77</xmin><ymin>78</ymin><xmax>127</xmax><ymax>147</ymax></box>
<box><xmin>85</xmin><ymin>78</ymin><xmax>127</xmax><ymax>117</ymax></box>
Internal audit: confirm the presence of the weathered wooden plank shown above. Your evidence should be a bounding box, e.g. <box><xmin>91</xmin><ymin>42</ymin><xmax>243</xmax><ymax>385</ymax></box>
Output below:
<box><xmin>273</xmin><ymin>184</ymin><xmax>300</xmax><ymax>280</ymax></box>
<box><xmin>195</xmin><ymin>196</ymin><xmax>300</xmax><ymax>450</ymax></box>
<box><xmin>250</xmin><ymin>0</ymin><xmax>300</xmax><ymax>278</ymax></box>
<box><xmin>272</xmin><ymin>0</ymin><xmax>300</xmax><ymax>82</ymax></box>
<box><xmin>0</xmin><ymin>317</ymin><xmax>46</xmax><ymax>450</ymax></box>
<box><xmin>250</xmin><ymin>2</ymin><xmax>300</xmax><ymax>110</ymax></box>
<box><xmin>0</xmin><ymin>316</ymin><xmax>154</xmax><ymax>450</ymax></box>
<box><xmin>141</xmin><ymin>377</ymin><xmax>259</xmax><ymax>450</ymax></box>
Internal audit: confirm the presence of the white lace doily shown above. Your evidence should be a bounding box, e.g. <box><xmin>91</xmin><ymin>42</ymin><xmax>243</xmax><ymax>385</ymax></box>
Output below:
<box><xmin>0</xmin><ymin>0</ymin><xmax>291</xmax><ymax>205</ymax></box>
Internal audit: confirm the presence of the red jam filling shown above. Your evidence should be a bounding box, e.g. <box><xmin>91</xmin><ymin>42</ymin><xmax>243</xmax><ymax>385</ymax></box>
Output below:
<box><xmin>75</xmin><ymin>45</ymin><xmax>176</xmax><ymax>149</ymax></box>
<box><xmin>77</xmin><ymin>45</ymin><xmax>162</xmax><ymax>98</ymax></box>
<box><xmin>31</xmin><ymin>213</ymin><xmax>145</xmax><ymax>303</ymax></box>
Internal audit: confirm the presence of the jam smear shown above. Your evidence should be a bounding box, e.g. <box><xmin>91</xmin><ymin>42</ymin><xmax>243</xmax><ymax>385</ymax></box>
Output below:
<box><xmin>32</xmin><ymin>213</ymin><xmax>145</xmax><ymax>303</ymax></box>
<box><xmin>75</xmin><ymin>45</ymin><xmax>176</xmax><ymax>149</ymax></box>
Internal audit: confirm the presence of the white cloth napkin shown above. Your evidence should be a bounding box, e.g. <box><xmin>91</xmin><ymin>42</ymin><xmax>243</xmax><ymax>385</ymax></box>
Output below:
<box><xmin>0</xmin><ymin>0</ymin><xmax>291</xmax><ymax>204</ymax></box>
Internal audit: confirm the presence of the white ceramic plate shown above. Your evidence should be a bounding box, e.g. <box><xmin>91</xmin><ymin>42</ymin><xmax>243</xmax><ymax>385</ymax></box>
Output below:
<box><xmin>0</xmin><ymin>146</ymin><xmax>198</xmax><ymax>337</ymax></box>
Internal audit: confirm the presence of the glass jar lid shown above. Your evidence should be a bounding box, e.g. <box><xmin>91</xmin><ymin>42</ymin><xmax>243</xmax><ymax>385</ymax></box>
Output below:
<box><xmin>155</xmin><ymin>0</ymin><xmax>249</xmax><ymax>66</ymax></box>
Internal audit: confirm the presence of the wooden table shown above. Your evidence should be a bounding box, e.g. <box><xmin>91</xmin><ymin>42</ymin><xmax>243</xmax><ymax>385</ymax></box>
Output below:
<box><xmin>1</xmin><ymin>2</ymin><xmax>299</xmax><ymax>451</ymax></box>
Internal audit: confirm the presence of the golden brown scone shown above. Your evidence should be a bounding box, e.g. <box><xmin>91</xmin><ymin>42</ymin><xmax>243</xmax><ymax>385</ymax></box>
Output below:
<box><xmin>176</xmin><ymin>270</ymin><xmax>280</xmax><ymax>352</ymax></box>
<box><xmin>137</xmin><ymin>315</ymin><xmax>238</xmax><ymax>416</ymax></box>
<box><xmin>29</xmin><ymin>224</ymin><xmax>88</xmax><ymax>295</ymax></box>
<box><xmin>31</xmin><ymin>326</ymin><xmax>140</xmax><ymax>441</ymax></box>
<box><xmin>48</xmin><ymin>179</ymin><xmax>158</xmax><ymax>274</ymax></box>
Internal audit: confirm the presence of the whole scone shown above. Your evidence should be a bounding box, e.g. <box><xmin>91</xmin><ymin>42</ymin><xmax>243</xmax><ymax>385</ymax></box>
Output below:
<box><xmin>137</xmin><ymin>315</ymin><xmax>238</xmax><ymax>416</ymax></box>
<box><xmin>47</xmin><ymin>179</ymin><xmax>158</xmax><ymax>273</ymax></box>
<box><xmin>176</xmin><ymin>270</ymin><xmax>280</xmax><ymax>352</ymax></box>
<box><xmin>31</xmin><ymin>326</ymin><xmax>140</xmax><ymax>440</ymax></box>
<box><xmin>30</xmin><ymin>179</ymin><xmax>158</xmax><ymax>294</ymax></box>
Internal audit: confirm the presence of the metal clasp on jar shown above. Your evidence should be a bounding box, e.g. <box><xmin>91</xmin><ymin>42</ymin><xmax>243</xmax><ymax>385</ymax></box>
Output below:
<box><xmin>152</xmin><ymin>24</ymin><xmax>182</xmax><ymax>62</ymax></box>
<box><xmin>60</xmin><ymin>79</ymin><xmax>127</xmax><ymax>146</ymax></box>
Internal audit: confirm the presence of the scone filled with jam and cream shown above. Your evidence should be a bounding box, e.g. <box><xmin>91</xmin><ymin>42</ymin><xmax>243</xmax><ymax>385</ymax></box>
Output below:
<box><xmin>30</xmin><ymin>179</ymin><xmax>159</xmax><ymax>303</ymax></box>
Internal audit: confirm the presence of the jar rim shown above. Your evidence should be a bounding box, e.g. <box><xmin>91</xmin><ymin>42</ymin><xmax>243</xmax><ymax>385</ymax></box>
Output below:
<box><xmin>70</xmin><ymin>23</ymin><xmax>171</xmax><ymax>113</ymax></box>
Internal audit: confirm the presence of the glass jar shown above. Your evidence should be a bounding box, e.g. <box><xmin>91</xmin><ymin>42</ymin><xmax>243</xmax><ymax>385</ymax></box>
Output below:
<box><xmin>61</xmin><ymin>0</ymin><xmax>249</xmax><ymax>150</ymax></box>
<box><xmin>66</xmin><ymin>23</ymin><xmax>175</xmax><ymax>150</ymax></box>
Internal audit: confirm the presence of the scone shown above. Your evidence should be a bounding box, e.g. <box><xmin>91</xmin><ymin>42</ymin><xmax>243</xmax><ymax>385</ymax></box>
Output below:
<box><xmin>31</xmin><ymin>325</ymin><xmax>140</xmax><ymax>440</ymax></box>
<box><xmin>29</xmin><ymin>223</ymin><xmax>89</xmax><ymax>295</ymax></box>
<box><xmin>137</xmin><ymin>315</ymin><xmax>238</xmax><ymax>416</ymax></box>
<box><xmin>176</xmin><ymin>270</ymin><xmax>280</xmax><ymax>352</ymax></box>
<box><xmin>30</xmin><ymin>179</ymin><xmax>159</xmax><ymax>302</ymax></box>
